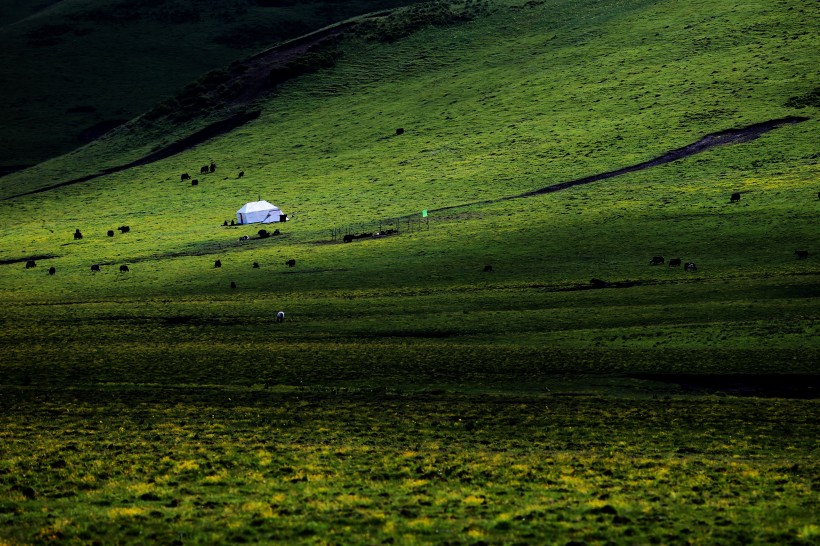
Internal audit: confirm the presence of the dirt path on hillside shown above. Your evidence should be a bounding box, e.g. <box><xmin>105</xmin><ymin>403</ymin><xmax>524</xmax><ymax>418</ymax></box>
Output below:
<box><xmin>4</xmin><ymin>109</ymin><xmax>807</xmax><ymax>202</ymax></box>
<box><xmin>432</xmin><ymin>116</ymin><xmax>809</xmax><ymax>213</ymax></box>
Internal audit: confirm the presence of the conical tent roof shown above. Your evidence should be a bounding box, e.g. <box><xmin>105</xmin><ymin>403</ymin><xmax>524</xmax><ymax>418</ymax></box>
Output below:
<box><xmin>237</xmin><ymin>200</ymin><xmax>280</xmax><ymax>214</ymax></box>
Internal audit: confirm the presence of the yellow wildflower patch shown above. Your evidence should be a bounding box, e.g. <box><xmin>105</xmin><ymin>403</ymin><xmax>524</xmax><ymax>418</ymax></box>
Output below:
<box><xmin>241</xmin><ymin>501</ymin><xmax>274</xmax><ymax>518</ymax></box>
<box><xmin>127</xmin><ymin>482</ymin><xmax>155</xmax><ymax>496</ymax></box>
<box><xmin>462</xmin><ymin>495</ymin><xmax>485</xmax><ymax>506</ymax></box>
<box><xmin>407</xmin><ymin>517</ymin><xmax>434</xmax><ymax>529</ymax></box>
<box><xmin>107</xmin><ymin>507</ymin><xmax>147</xmax><ymax>518</ymax></box>
<box><xmin>175</xmin><ymin>460</ymin><xmax>200</xmax><ymax>472</ymax></box>
<box><xmin>797</xmin><ymin>524</ymin><xmax>820</xmax><ymax>540</ymax></box>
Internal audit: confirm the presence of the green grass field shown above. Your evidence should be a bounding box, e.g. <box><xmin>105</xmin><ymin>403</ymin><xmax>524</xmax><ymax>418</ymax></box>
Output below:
<box><xmin>1</xmin><ymin>0</ymin><xmax>818</xmax><ymax>543</ymax></box>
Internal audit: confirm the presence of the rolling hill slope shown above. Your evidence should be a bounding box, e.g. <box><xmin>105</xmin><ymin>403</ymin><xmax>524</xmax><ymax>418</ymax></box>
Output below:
<box><xmin>0</xmin><ymin>0</ymin><xmax>816</xmax><ymax>341</ymax></box>
<box><xmin>0</xmin><ymin>1</ymin><xmax>818</xmax><ymax>543</ymax></box>
<box><xmin>0</xmin><ymin>0</ymin><xmax>424</xmax><ymax>171</ymax></box>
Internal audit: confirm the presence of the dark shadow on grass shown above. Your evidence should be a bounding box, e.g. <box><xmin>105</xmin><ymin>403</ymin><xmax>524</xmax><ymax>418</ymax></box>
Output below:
<box><xmin>0</xmin><ymin>254</ymin><xmax>60</xmax><ymax>265</ymax></box>
<box><xmin>628</xmin><ymin>373</ymin><xmax>820</xmax><ymax>399</ymax></box>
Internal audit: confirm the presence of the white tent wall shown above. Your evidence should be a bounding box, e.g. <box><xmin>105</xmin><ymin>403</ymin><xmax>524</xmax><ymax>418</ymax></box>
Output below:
<box><xmin>236</xmin><ymin>200</ymin><xmax>285</xmax><ymax>225</ymax></box>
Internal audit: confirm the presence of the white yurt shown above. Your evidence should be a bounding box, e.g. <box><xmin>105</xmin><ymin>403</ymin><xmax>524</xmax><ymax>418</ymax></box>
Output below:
<box><xmin>236</xmin><ymin>201</ymin><xmax>286</xmax><ymax>225</ymax></box>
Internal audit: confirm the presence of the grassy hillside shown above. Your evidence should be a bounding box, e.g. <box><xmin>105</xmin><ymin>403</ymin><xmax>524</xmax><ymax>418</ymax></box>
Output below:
<box><xmin>0</xmin><ymin>0</ymin><xmax>818</xmax><ymax>543</ymax></box>
<box><xmin>0</xmin><ymin>0</ymin><xmax>423</xmax><ymax>170</ymax></box>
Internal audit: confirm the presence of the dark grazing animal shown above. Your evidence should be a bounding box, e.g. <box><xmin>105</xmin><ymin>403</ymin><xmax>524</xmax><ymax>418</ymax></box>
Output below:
<box><xmin>214</xmin><ymin>259</ymin><xmax>222</xmax><ymax>268</ymax></box>
<box><xmin>48</xmin><ymin>267</ymin><xmax>56</xmax><ymax>275</ymax></box>
<box><xmin>649</xmin><ymin>256</ymin><xmax>665</xmax><ymax>265</ymax></box>
<box><xmin>258</xmin><ymin>229</ymin><xmax>270</xmax><ymax>239</ymax></box>
<box><xmin>25</xmin><ymin>260</ymin><xmax>36</xmax><ymax>269</ymax></box>
<box><xmin>91</xmin><ymin>264</ymin><xmax>101</xmax><ymax>272</ymax></box>
<box><xmin>252</xmin><ymin>262</ymin><xmax>260</xmax><ymax>269</ymax></box>
<box><xmin>795</xmin><ymin>250</ymin><xmax>809</xmax><ymax>259</ymax></box>
<box><xmin>230</xmin><ymin>281</ymin><xmax>237</xmax><ymax>289</ymax></box>
<box><xmin>117</xmin><ymin>225</ymin><xmax>130</xmax><ymax>233</ymax></box>
<box><xmin>209</xmin><ymin>161</ymin><xmax>216</xmax><ymax>173</ymax></box>
<box><xmin>730</xmin><ymin>192</ymin><xmax>741</xmax><ymax>203</ymax></box>
<box><xmin>276</xmin><ymin>311</ymin><xmax>285</xmax><ymax>323</ymax></box>
<box><xmin>238</xmin><ymin>171</ymin><xmax>244</xmax><ymax>178</ymax></box>
<box><xmin>119</xmin><ymin>265</ymin><xmax>129</xmax><ymax>273</ymax></box>
<box><xmin>285</xmin><ymin>259</ymin><xmax>296</xmax><ymax>267</ymax></box>
<box><xmin>590</xmin><ymin>278</ymin><xmax>609</xmax><ymax>288</ymax></box>
<box><xmin>191</xmin><ymin>179</ymin><xmax>198</xmax><ymax>186</ymax></box>
<box><xmin>483</xmin><ymin>264</ymin><xmax>493</xmax><ymax>272</ymax></box>
<box><xmin>107</xmin><ymin>230</ymin><xmax>115</xmax><ymax>237</ymax></box>
<box><xmin>668</xmin><ymin>258</ymin><xmax>682</xmax><ymax>267</ymax></box>
<box><xmin>181</xmin><ymin>173</ymin><xmax>191</xmax><ymax>181</ymax></box>
<box><xmin>343</xmin><ymin>232</ymin><xmax>373</xmax><ymax>243</ymax></box>
<box><xmin>74</xmin><ymin>229</ymin><xmax>83</xmax><ymax>240</ymax></box>
<box><xmin>200</xmin><ymin>165</ymin><xmax>209</xmax><ymax>174</ymax></box>
<box><xmin>684</xmin><ymin>262</ymin><xmax>697</xmax><ymax>272</ymax></box>
<box><xmin>396</xmin><ymin>128</ymin><xmax>405</xmax><ymax>135</ymax></box>
<box><xmin>239</xmin><ymin>235</ymin><xmax>250</xmax><ymax>241</ymax></box>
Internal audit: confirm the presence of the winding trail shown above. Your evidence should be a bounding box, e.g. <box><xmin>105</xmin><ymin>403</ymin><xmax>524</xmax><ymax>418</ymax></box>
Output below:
<box><xmin>431</xmin><ymin>115</ymin><xmax>808</xmax><ymax>214</ymax></box>
<box><xmin>3</xmin><ymin>114</ymin><xmax>808</xmax><ymax>203</ymax></box>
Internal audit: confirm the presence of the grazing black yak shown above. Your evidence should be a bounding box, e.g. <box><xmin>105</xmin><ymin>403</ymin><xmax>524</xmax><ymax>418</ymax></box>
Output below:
<box><xmin>120</xmin><ymin>265</ymin><xmax>129</xmax><ymax>273</ymax></box>
<box><xmin>91</xmin><ymin>264</ymin><xmax>101</xmax><ymax>272</ymax></box>
<box><xmin>285</xmin><ymin>259</ymin><xmax>296</xmax><ymax>267</ymax></box>
<box><xmin>649</xmin><ymin>256</ymin><xmax>665</xmax><ymax>265</ymax></box>
<box><xmin>795</xmin><ymin>250</ymin><xmax>809</xmax><ymax>259</ymax></box>
<box><xmin>730</xmin><ymin>192</ymin><xmax>741</xmax><ymax>203</ymax></box>
<box><xmin>668</xmin><ymin>258</ymin><xmax>682</xmax><ymax>267</ymax></box>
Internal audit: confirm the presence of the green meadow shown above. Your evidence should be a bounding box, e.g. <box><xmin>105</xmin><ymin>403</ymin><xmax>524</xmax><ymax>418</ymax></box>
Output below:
<box><xmin>1</xmin><ymin>0</ymin><xmax>818</xmax><ymax>543</ymax></box>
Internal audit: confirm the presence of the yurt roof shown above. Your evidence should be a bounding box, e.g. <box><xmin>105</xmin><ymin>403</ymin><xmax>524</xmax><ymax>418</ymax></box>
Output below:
<box><xmin>237</xmin><ymin>200</ymin><xmax>280</xmax><ymax>213</ymax></box>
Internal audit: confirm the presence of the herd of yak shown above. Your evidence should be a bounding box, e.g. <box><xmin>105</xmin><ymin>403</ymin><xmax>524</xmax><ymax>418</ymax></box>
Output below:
<box><xmin>17</xmin><ymin>191</ymin><xmax>812</xmax><ymax>284</ymax></box>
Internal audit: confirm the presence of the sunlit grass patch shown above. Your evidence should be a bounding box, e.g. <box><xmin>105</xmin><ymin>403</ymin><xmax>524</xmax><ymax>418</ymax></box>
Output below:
<box><xmin>107</xmin><ymin>507</ymin><xmax>148</xmax><ymax>519</ymax></box>
<box><xmin>0</xmin><ymin>0</ymin><xmax>817</xmax><ymax>544</ymax></box>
